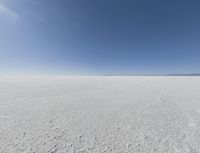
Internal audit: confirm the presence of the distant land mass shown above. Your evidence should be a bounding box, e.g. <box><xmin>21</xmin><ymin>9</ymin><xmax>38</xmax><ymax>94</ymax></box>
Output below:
<box><xmin>165</xmin><ymin>73</ymin><xmax>200</xmax><ymax>76</ymax></box>
<box><xmin>103</xmin><ymin>73</ymin><xmax>200</xmax><ymax>76</ymax></box>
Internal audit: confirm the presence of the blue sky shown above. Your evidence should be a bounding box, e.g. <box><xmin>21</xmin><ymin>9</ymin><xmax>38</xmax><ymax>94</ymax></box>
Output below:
<box><xmin>0</xmin><ymin>0</ymin><xmax>200</xmax><ymax>75</ymax></box>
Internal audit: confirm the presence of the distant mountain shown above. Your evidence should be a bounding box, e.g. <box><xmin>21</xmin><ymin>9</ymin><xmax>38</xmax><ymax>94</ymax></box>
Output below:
<box><xmin>165</xmin><ymin>73</ymin><xmax>200</xmax><ymax>76</ymax></box>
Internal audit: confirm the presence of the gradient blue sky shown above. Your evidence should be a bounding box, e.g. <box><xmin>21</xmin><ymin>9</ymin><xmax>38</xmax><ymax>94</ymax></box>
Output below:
<box><xmin>0</xmin><ymin>0</ymin><xmax>200</xmax><ymax>75</ymax></box>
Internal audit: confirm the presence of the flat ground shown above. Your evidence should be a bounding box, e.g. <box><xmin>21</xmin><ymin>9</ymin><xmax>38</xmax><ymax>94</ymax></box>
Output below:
<box><xmin>0</xmin><ymin>76</ymin><xmax>200</xmax><ymax>153</ymax></box>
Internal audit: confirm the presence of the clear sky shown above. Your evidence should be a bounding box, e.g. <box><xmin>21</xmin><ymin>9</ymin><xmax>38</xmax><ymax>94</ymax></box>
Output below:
<box><xmin>0</xmin><ymin>0</ymin><xmax>200</xmax><ymax>75</ymax></box>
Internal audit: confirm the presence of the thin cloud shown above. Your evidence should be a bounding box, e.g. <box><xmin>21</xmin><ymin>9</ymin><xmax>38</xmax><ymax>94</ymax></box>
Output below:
<box><xmin>0</xmin><ymin>3</ymin><xmax>19</xmax><ymax>23</ymax></box>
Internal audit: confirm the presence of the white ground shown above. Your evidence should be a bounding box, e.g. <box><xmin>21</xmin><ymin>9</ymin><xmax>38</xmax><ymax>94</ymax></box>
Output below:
<box><xmin>0</xmin><ymin>76</ymin><xmax>200</xmax><ymax>153</ymax></box>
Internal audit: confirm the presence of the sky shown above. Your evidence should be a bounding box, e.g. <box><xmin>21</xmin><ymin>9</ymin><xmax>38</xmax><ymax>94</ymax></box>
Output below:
<box><xmin>0</xmin><ymin>0</ymin><xmax>200</xmax><ymax>75</ymax></box>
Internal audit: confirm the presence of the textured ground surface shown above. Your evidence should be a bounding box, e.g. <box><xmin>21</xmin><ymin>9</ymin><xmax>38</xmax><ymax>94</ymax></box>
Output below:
<box><xmin>0</xmin><ymin>76</ymin><xmax>200</xmax><ymax>153</ymax></box>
